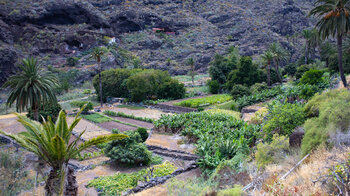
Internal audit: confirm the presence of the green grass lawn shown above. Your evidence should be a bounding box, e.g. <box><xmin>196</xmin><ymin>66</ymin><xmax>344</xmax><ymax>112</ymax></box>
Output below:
<box><xmin>81</xmin><ymin>113</ymin><xmax>112</xmax><ymax>123</ymax></box>
<box><xmin>175</xmin><ymin>94</ymin><xmax>232</xmax><ymax>108</ymax></box>
<box><xmin>116</xmin><ymin>105</ymin><xmax>145</xmax><ymax>110</ymax></box>
<box><xmin>173</xmin><ymin>74</ymin><xmax>210</xmax><ymax>83</ymax></box>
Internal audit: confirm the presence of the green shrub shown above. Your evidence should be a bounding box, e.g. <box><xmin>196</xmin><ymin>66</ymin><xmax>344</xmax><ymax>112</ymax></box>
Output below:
<box><xmin>226</xmin><ymin>56</ymin><xmax>265</xmax><ymax>88</ymax></box>
<box><xmin>300</xmin><ymin>69</ymin><xmax>324</xmax><ymax>85</ymax></box>
<box><xmin>282</xmin><ymin>63</ymin><xmax>297</xmax><ymax>76</ymax></box>
<box><xmin>208</xmin><ymin>80</ymin><xmax>220</xmax><ymax>94</ymax></box>
<box><xmin>83</xmin><ymin>89</ymin><xmax>92</xmax><ymax>94</ymax></box>
<box><xmin>218</xmin><ymin>185</ymin><xmax>244</xmax><ymax>196</ymax></box>
<box><xmin>105</xmin><ymin>130</ymin><xmax>152</xmax><ymax>166</ymax></box>
<box><xmin>301</xmin><ymin>89</ymin><xmax>350</xmax><ymax>154</ymax></box>
<box><xmin>136</xmin><ymin>128</ymin><xmax>149</xmax><ymax>142</ymax></box>
<box><xmin>263</xmin><ymin>102</ymin><xmax>305</xmax><ymax>140</ymax></box>
<box><xmin>66</xmin><ymin>57</ymin><xmax>79</xmax><ymax>67</ymax></box>
<box><xmin>126</xmin><ymin>69</ymin><xmax>185</xmax><ymax>102</ymax></box>
<box><xmin>255</xmin><ymin>134</ymin><xmax>290</xmax><ymax>168</ymax></box>
<box><xmin>158</xmin><ymin>79</ymin><xmax>185</xmax><ymax>100</ymax></box>
<box><xmin>230</xmin><ymin>84</ymin><xmax>251</xmax><ymax>99</ymax></box>
<box><xmin>209</xmin><ymin>48</ymin><xmax>239</xmax><ymax>85</ymax></box>
<box><xmin>70</xmin><ymin>101</ymin><xmax>93</xmax><ymax>113</ymax></box>
<box><xmin>93</xmin><ymin>68</ymin><xmax>142</xmax><ymax>102</ymax></box>
<box><xmin>250</xmin><ymin>82</ymin><xmax>268</xmax><ymax>94</ymax></box>
<box><xmin>27</xmin><ymin>101</ymin><xmax>62</xmax><ymax>122</ymax></box>
<box><xmin>295</xmin><ymin>64</ymin><xmax>310</xmax><ymax>79</ymax></box>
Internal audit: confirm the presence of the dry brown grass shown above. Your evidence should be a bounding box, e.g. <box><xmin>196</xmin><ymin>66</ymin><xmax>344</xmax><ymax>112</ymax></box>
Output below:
<box><xmin>254</xmin><ymin>146</ymin><xmax>350</xmax><ymax>195</ymax></box>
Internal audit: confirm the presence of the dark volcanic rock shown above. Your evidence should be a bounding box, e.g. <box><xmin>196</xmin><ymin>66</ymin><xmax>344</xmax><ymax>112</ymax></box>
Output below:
<box><xmin>0</xmin><ymin>48</ymin><xmax>18</xmax><ymax>86</ymax></box>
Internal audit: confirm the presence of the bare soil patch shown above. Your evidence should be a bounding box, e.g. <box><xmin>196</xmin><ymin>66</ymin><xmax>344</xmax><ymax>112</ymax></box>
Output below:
<box><xmin>0</xmin><ymin>117</ymin><xmax>26</xmax><ymax>134</ymax></box>
<box><xmin>146</xmin><ymin>134</ymin><xmax>195</xmax><ymax>153</ymax></box>
<box><xmin>67</xmin><ymin>117</ymin><xmax>111</xmax><ymax>140</ymax></box>
<box><xmin>102</xmin><ymin>107</ymin><xmax>170</xmax><ymax>120</ymax></box>
<box><xmin>114</xmin><ymin>116</ymin><xmax>154</xmax><ymax>129</ymax></box>
<box><xmin>99</xmin><ymin>121</ymin><xmax>137</xmax><ymax>132</ymax></box>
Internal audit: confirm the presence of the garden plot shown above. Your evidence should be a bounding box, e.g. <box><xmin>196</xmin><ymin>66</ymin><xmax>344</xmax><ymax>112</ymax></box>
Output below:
<box><xmin>67</xmin><ymin>117</ymin><xmax>111</xmax><ymax>140</ymax></box>
<box><xmin>103</xmin><ymin>106</ymin><xmax>170</xmax><ymax>120</ymax></box>
<box><xmin>113</xmin><ymin>116</ymin><xmax>154</xmax><ymax>129</ymax></box>
<box><xmin>0</xmin><ymin>116</ymin><xmax>26</xmax><ymax>134</ymax></box>
<box><xmin>146</xmin><ymin>134</ymin><xmax>195</xmax><ymax>153</ymax></box>
<box><xmin>99</xmin><ymin>121</ymin><xmax>137</xmax><ymax>132</ymax></box>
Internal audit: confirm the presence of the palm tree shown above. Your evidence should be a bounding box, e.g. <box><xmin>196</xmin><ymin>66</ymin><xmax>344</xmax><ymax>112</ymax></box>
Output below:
<box><xmin>2</xmin><ymin>57</ymin><xmax>58</xmax><ymax>121</ymax></box>
<box><xmin>261</xmin><ymin>50</ymin><xmax>275</xmax><ymax>86</ymax></box>
<box><xmin>269</xmin><ymin>42</ymin><xmax>290</xmax><ymax>83</ymax></box>
<box><xmin>320</xmin><ymin>41</ymin><xmax>337</xmax><ymax>67</ymax></box>
<box><xmin>0</xmin><ymin>109</ymin><xmax>127</xmax><ymax>195</ymax></box>
<box><xmin>187</xmin><ymin>58</ymin><xmax>195</xmax><ymax>86</ymax></box>
<box><xmin>309</xmin><ymin>0</ymin><xmax>350</xmax><ymax>87</ymax></box>
<box><xmin>91</xmin><ymin>47</ymin><xmax>108</xmax><ymax>107</ymax></box>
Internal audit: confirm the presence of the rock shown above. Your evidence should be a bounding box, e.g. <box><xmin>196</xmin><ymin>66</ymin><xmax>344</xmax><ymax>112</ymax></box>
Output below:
<box><xmin>0</xmin><ymin>48</ymin><xmax>18</xmax><ymax>86</ymax></box>
<box><xmin>289</xmin><ymin>128</ymin><xmax>305</xmax><ymax>148</ymax></box>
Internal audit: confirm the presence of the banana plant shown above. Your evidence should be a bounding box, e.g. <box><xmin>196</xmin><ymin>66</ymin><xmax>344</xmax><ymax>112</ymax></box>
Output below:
<box><xmin>0</xmin><ymin>108</ymin><xmax>127</xmax><ymax>196</ymax></box>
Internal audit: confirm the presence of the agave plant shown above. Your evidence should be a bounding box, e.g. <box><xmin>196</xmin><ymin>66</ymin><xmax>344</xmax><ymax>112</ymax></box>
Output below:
<box><xmin>0</xmin><ymin>108</ymin><xmax>127</xmax><ymax>196</ymax></box>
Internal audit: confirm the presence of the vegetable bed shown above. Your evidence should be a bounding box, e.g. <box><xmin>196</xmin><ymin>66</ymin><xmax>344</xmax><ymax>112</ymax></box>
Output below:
<box><xmin>174</xmin><ymin>94</ymin><xmax>232</xmax><ymax>108</ymax></box>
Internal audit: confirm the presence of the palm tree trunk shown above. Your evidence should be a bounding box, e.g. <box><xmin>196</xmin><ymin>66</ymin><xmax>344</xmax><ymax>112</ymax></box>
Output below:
<box><xmin>267</xmin><ymin>61</ymin><xmax>271</xmax><ymax>86</ymax></box>
<box><xmin>64</xmin><ymin>166</ymin><xmax>78</xmax><ymax>196</ymax></box>
<box><xmin>45</xmin><ymin>168</ymin><xmax>61</xmax><ymax>196</ymax></box>
<box><xmin>337</xmin><ymin>34</ymin><xmax>347</xmax><ymax>87</ymax></box>
<box><xmin>305</xmin><ymin>45</ymin><xmax>308</xmax><ymax>64</ymax></box>
<box><xmin>99</xmin><ymin>62</ymin><xmax>103</xmax><ymax>107</ymax></box>
<box><xmin>191</xmin><ymin>65</ymin><xmax>195</xmax><ymax>87</ymax></box>
<box><xmin>274</xmin><ymin>58</ymin><xmax>283</xmax><ymax>83</ymax></box>
<box><xmin>32</xmin><ymin>104</ymin><xmax>39</xmax><ymax>121</ymax></box>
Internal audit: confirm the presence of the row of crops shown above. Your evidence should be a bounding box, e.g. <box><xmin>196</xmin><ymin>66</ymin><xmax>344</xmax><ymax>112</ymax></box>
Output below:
<box><xmin>174</xmin><ymin>94</ymin><xmax>232</xmax><ymax>108</ymax></box>
<box><xmin>154</xmin><ymin>111</ymin><xmax>261</xmax><ymax>171</ymax></box>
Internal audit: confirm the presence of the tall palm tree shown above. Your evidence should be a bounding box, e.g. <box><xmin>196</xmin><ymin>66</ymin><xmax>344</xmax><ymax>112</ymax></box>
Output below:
<box><xmin>320</xmin><ymin>41</ymin><xmax>337</xmax><ymax>67</ymax></box>
<box><xmin>91</xmin><ymin>47</ymin><xmax>108</xmax><ymax>107</ymax></box>
<box><xmin>261</xmin><ymin>50</ymin><xmax>275</xmax><ymax>86</ymax></box>
<box><xmin>187</xmin><ymin>58</ymin><xmax>195</xmax><ymax>86</ymax></box>
<box><xmin>309</xmin><ymin>0</ymin><xmax>350</xmax><ymax>87</ymax></box>
<box><xmin>0</xmin><ymin>109</ymin><xmax>127</xmax><ymax>196</ymax></box>
<box><xmin>269</xmin><ymin>42</ymin><xmax>290</xmax><ymax>83</ymax></box>
<box><xmin>302</xmin><ymin>29</ymin><xmax>313</xmax><ymax>64</ymax></box>
<box><xmin>2</xmin><ymin>57</ymin><xmax>58</xmax><ymax>121</ymax></box>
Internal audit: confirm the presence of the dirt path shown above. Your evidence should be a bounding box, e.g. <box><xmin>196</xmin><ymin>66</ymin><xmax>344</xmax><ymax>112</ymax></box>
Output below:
<box><xmin>113</xmin><ymin>116</ymin><xmax>154</xmax><ymax>129</ymax></box>
<box><xmin>99</xmin><ymin>121</ymin><xmax>137</xmax><ymax>132</ymax></box>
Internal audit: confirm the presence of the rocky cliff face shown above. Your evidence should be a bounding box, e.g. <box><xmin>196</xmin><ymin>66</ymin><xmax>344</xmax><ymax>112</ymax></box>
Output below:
<box><xmin>0</xmin><ymin>0</ymin><xmax>315</xmax><ymax>85</ymax></box>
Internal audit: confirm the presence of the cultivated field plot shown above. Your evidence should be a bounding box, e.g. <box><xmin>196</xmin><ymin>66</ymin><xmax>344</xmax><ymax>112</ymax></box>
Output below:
<box><xmin>103</xmin><ymin>106</ymin><xmax>171</xmax><ymax>120</ymax></box>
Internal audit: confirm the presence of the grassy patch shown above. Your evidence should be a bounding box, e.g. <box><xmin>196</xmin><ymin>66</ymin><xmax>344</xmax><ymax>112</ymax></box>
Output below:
<box><xmin>215</xmin><ymin>100</ymin><xmax>237</xmax><ymax>110</ymax></box>
<box><xmin>81</xmin><ymin>113</ymin><xmax>112</xmax><ymax>123</ymax></box>
<box><xmin>104</xmin><ymin>110</ymin><xmax>154</xmax><ymax>123</ymax></box>
<box><xmin>173</xmin><ymin>74</ymin><xmax>209</xmax><ymax>83</ymax></box>
<box><xmin>87</xmin><ymin>161</ymin><xmax>176</xmax><ymax>195</ymax></box>
<box><xmin>116</xmin><ymin>105</ymin><xmax>145</xmax><ymax>110</ymax></box>
<box><xmin>175</xmin><ymin>94</ymin><xmax>232</xmax><ymax>108</ymax></box>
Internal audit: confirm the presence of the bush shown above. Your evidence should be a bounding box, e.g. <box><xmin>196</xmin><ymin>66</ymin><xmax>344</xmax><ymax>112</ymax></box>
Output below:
<box><xmin>83</xmin><ymin>89</ymin><xmax>92</xmax><ymax>94</ymax></box>
<box><xmin>249</xmin><ymin>107</ymin><xmax>268</xmax><ymax>125</ymax></box>
<box><xmin>70</xmin><ymin>101</ymin><xmax>93</xmax><ymax>113</ymax></box>
<box><xmin>230</xmin><ymin>84</ymin><xmax>251</xmax><ymax>99</ymax></box>
<box><xmin>295</xmin><ymin>64</ymin><xmax>310</xmax><ymax>79</ymax></box>
<box><xmin>250</xmin><ymin>82</ymin><xmax>268</xmax><ymax>94</ymax></box>
<box><xmin>282</xmin><ymin>63</ymin><xmax>297</xmax><ymax>76</ymax></box>
<box><xmin>208</xmin><ymin>80</ymin><xmax>220</xmax><ymax>94</ymax></box>
<box><xmin>300</xmin><ymin>69</ymin><xmax>324</xmax><ymax>85</ymax></box>
<box><xmin>127</xmin><ymin>69</ymin><xmax>185</xmax><ymax>102</ymax></box>
<box><xmin>263</xmin><ymin>102</ymin><xmax>305</xmax><ymax>140</ymax></box>
<box><xmin>105</xmin><ymin>130</ymin><xmax>152</xmax><ymax>166</ymax></box>
<box><xmin>226</xmin><ymin>56</ymin><xmax>265</xmax><ymax>88</ymax></box>
<box><xmin>136</xmin><ymin>128</ymin><xmax>149</xmax><ymax>142</ymax></box>
<box><xmin>255</xmin><ymin>134</ymin><xmax>290</xmax><ymax>168</ymax></box>
<box><xmin>93</xmin><ymin>68</ymin><xmax>142</xmax><ymax>102</ymax></box>
<box><xmin>27</xmin><ymin>101</ymin><xmax>62</xmax><ymax>122</ymax></box>
<box><xmin>209</xmin><ymin>48</ymin><xmax>239</xmax><ymax>85</ymax></box>
<box><xmin>66</xmin><ymin>57</ymin><xmax>79</xmax><ymax>67</ymax></box>
<box><xmin>301</xmin><ymin>89</ymin><xmax>350</xmax><ymax>154</ymax></box>
<box><xmin>158</xmin><ymin>79</ymin><xmax>185</xmax><ymax>100</ymax></box>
